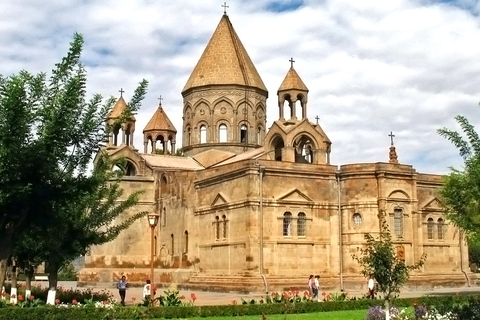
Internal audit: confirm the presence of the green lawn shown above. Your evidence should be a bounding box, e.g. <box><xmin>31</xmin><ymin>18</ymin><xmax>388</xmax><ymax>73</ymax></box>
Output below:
<box><xmin>151</xmin><ymin>309</ymin><xmax>367</xmax><ymax>320</ymax></box>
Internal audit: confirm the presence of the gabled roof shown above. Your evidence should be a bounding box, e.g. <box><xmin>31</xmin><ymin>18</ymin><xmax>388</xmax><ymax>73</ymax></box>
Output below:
<box><xmin>143</xmin><ymin>106</ymin><xmax>177</xmax><ymax>133</ymax></box>
<box><xmin>182</xmin><ymin>14</ymin><xmax>267</xmax><ymax>94</ymax></box>
<box><xmin>278</xmin><ymin>67</ymin><xmax>308</xmax><ymax>93</ymax></box>
<box><xmin>140</xmin><ymin>154</ymin><xmax>204</xmax><ymax>171</ymax></box>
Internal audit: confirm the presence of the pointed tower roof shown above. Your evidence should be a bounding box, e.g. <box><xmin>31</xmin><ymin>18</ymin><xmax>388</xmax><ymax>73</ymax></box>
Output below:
<box><xmin>182</xmin><ymin>14</ymin><xmax>267</xmax><ymax>94</ymax></box>
<box><xmin>278</xmin><ymin>66</ymin><xmax>308</xmax><ymax>93</ymax></box>
<box><xmin>143</xmin><ymin>104</ymin><xmax>177</xmax><ymax>134</ymax></box>
<box><xmin>107</xmin><ymin>96</ymin><xmax>136</xmax><ymax>121</ymax></box>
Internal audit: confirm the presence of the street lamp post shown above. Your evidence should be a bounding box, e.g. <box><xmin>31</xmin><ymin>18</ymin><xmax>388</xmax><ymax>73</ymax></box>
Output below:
<box><xmin>147</xmin><ymin>213</ymin><xmax>160</xmax><ymax>296</ymax></box>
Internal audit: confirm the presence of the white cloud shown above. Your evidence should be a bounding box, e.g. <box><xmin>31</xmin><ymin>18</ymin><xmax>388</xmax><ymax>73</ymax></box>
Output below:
<box><xmin>1</xmin><ymin>0</ymin><xmax>480</xmax><ymax>174</ymax></box>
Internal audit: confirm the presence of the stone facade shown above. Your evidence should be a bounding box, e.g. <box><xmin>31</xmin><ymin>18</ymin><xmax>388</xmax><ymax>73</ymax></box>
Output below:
<box><xmin>79</xmin><ymin>13</ymin><xmax>472</xmax><ymax>292</ymax></box>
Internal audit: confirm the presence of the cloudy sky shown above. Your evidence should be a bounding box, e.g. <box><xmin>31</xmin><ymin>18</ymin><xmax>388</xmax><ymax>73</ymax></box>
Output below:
<box><xmin>2</xmin><ymin>0</ymin><xmax>480</xmax><ymax>174</ymax></box>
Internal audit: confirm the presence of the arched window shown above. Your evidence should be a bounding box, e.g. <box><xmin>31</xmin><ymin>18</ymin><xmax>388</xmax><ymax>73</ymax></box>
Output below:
<box><xmin>272</xmin><ymin>136</ymin><xmax>284</xmax><ymax>161</ymax></box>
<box><xmin>240</xmin><ymin>124</ymin><xmax>248</xmax><ymax>143</ymax></box>
<box><xmin>219</xmin><ymin>124</ymin><xmax>227</xmax><ymax>142</ymax></box>
<box><xmin>257</xmin><ymin>127</ymin><xmax>262</xmax><ymax>145</ymax></box>
<box><xmin>215</xmin><ymin>216</ymin><xmax>220</xmax><ymax>240</ymax></box>
<box><xmin>171</xmin><ymin>234</ymin><xmax>174</xmax><ymax>255</ymax></box>
<box><xmin>283</xmin><ymin>212</ymin><xmax>292</xmax><ymax>236</ymax></box>
<box><xmin>163</xmin><ymin>207</ymin><xmax>166</xmax><ymax>227</ymax></box>
<box><xmin>297</xmin><ymin>212</ymin><xmax>306</xmax><ymax>237</ymax></box>
<box><xmin>427</xmin><ymin>218</ymin><xmax>434</xmax><ymax>240</ymax></box>
<box><xmin>393</xmin><ymin>208</ymin><xmax>403</xmax><ymax>237</ymax></box>
<box><xmin>187</xmin><ymin>127</ymin><xmax>191</xmax><ymax>145</ymax></box>
<box><xmin>437</xmin><ymin>218</ymin><xmax>444</xmax><ymax>240</ymax></box>
<box><xmin>184</xmin><ymin>231</ymin><xmax>188</xmax><ymax>253</ymax></box>
<box><xmin>125</xmin><ymin>161</ymin><xmax>136</xmax><ymax>176</ymax></box>
<box><xmin>222</xmin><ymin>215</ymin><xmax>227</xmax><ymax>239</ymax></box>
<box><xmin>200</xmin><ymin>125</ymin><xmax>207</xmax><ymax>143</ymax></box>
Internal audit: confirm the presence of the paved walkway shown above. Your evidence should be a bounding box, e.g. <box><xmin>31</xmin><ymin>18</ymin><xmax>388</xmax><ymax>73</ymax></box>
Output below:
<box><xmin>42</xmin><ymin>281</ymin><xmax>480</xmax><ymax>306</ymax></box>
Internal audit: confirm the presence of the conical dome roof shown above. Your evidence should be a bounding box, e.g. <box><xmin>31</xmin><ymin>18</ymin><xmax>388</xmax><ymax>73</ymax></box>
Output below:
<box><xmin>278</xmin><ymin>67</ymin><xmax>308</xmax><ymax>93</ymax></box>
<box><xmin>143</xmin><ymin>105</ymin><xmax>177</xmax><ymax>133</ymax></box>
<box><xmin>182</xmin><ymin>14</ymin><xmax>267</xmax><ymax>94</ymax></box>
<box><xmin>107</xmin><ymin>96</ymin><xmax>136</xmax><ymax>121</ymax></box>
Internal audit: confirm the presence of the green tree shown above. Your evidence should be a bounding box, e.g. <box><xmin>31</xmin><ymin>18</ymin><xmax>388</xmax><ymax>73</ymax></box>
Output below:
<box><xmin>352</xmin><ymin>221</ymin><xmax>426</xmax><ymax>320</ymax></box>
<box><xmin>438</xmin><ymin>114</ymin><xmax>480</xmax><ymax>239</ymax></box>
<box><xmin>0</xmin><ymin>33</ymin><xmax>149</xmax><ymax>295</ymax></box>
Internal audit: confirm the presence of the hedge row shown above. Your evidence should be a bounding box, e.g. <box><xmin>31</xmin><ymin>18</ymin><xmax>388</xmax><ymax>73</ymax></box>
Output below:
<box><xmin>0</xmin><ymin>295</ymin><xmax>475</xmax><ymax>320</ymax></box>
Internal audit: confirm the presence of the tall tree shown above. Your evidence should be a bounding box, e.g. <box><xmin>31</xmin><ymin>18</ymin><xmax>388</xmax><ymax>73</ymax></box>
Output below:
<box><xmin>438</xmin><ymin>114</ymin><xmax>480</xmax><ymax>239</ymax></box>
<box><xmin>352</xmin><ymin>221</ymin><xmax>426</xmax><ymax>320</ymax></box>
<box><xmin>0</xmin><ymin>33</ymin><xmax>149</xmax><ymax>291</ymax></box>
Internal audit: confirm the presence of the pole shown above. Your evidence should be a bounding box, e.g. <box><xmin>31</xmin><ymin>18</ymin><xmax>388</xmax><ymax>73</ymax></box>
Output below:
<box><xmin>150</xmin><ymin>225</ymin><xmax>155</xmax><ymax>293</ymax></box>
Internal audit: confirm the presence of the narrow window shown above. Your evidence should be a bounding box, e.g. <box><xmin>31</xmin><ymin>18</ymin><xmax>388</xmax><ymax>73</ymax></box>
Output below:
<box><xmin>240</xmin><ymin>124</ymin><xmax>248</xmax><ymax>143</ymax></box>
<box><xmin>171</xmin><ymin>234</ymin><xmax>174</xmax><ymax>255</ymax></box>
<box><xmin>184</xmin><ymin>231</ymin><xmax>189</xmax><ymax>253</ymax></box>
<box><xmin>222</xmin><ymin>215</ymin><xmax>227</xmax><ymax>239</ymax></box>
<box><xmin>219</xmin><ymin>124</ymin><xmax>227</xmax><ymax>142</ymax></box>
<box><xmin>427</xmin><ymin>218</ymin><xmax>434</xmax><ymax>240</ymax></box>
<box><xmin>394</xmin><ymin>208</ymin><xmax>403</xmax><ymax>237</ymax></box>
<box><xmin>163</xmin><ymin>207</ymin><xmax>166</xmax><ymax>227</ymax></box>
<box><xmin>283</xmin><ymin>212</ymin><xmax>292</xmax><ymax>236</ymax></box>
<box><xmin>257</xmin><ymin>127</ymin><xmax>262</xmax><ymax>144</ymax></box>
<box><xmin>200</xmin><ymin>125</ymin><xmax>207</xmax><ymax>143</ymax></box>
<box><xmin>297</xmin><ymin>212</ymin><xmax>306</xmax><ymax>237</ymax></box>
<box><xmin>437</xmin><ymin>218</ymin><xmax>444</xmax><ymax>240</ymax></box>
<box><xmin>188</xmin><ymin>127</ymin><xmax>191</xmax><ymax>145</ymax></box>
<box><xmin>215</xmin><ymin>216</ymin><xmax>220</xmax><ymax>240</ymax></box>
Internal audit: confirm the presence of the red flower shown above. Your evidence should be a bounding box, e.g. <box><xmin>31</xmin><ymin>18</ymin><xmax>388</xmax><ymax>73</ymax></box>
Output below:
<box><xmin>1</xmin><ymin>291</ymin><xmax>6</xmax><ymax>297</ymax></box>
<box><xmin>18</xmin><ymin>295</ymin><xmax>23</xmax><ymax>301</ymax></box>
<box><xmin>191</xmin><ymin>293</ymin><xmax>197</xmax><ymax>301</ymax></box>
<box><xmin>103</xmin><ymin>300</ymin><xmax>109</xmax><ymax>305</ymax></box>
<box><xmin>29</xmin><ymin>295</ymin><xmax>35</xmax><ymax>300</ymax></box>
<box><xmin>11</xmin><ymin>294</ymin><xmax>16</xmax><ymax>299</ymax></box>
<box><xmin>55</xmin><ymin>299</ymin><xmax>60</xmax><ymax>304</ymax></box>
<box><xmin>322</xmin><ymin>292</ymin><xmax>326</xmax><ymax>296</ymax></box>
<box><xmin>232</xmin><ymin>300</ymin><xmax>237</xmax><ymax>305</ymax></box>
<box><xmin>72</xmin><ymin>299</ymin><xmax>78</xmax><ymax>305</ymax></box>
<box><xmin>326</xmin><ymin>294</ymin><xmax>331</xmax><ymax>300</ymax></box>
<box><xmin>180</xmin><ymin>295</ymin><xmax>185</xmax><ymax>299</ymax></box>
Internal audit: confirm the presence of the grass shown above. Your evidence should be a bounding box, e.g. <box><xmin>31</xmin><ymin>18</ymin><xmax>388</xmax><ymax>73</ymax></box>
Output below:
<box><xmin>150</xmin><ymin>309</ymin><xmax>367</xmax><ymax>320</ymax></box>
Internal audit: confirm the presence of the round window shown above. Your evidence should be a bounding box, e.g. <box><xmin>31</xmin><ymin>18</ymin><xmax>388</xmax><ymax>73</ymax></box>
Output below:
<box><xmin>353</xmin><ymin>213</ymin><xmax>362</xmax><ymax>226</ymax></box>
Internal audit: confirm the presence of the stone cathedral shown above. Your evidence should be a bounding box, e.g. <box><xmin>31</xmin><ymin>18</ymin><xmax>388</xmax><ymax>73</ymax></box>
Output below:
<box><xmin>79</xmin><ymin>12</ymin><xmax>472</xmax><ymax>292</ymax></box>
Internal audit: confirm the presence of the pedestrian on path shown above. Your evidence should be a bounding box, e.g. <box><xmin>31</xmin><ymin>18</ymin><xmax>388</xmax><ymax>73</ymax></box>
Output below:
<box><xmin>367</xmin><ymin>276</ymin><xmax>375</xmax><ymax>299</ymax></box>
<box><xmin>117</xmin><ymin>276</ymin><xmax>128</xmax><ymax>306</ymax></box>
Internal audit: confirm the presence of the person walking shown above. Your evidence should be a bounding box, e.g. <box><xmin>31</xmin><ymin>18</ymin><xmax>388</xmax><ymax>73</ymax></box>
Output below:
<box><xmin>367</xmin><ymin>276</ymin><xmax>375</xmax><ymax>299</ymax></box>
<box><xmin>307</xmin><ymin>275</ymin><xmax>314</xmax><ymax>297</ymax></box>
<box><xmin>314</xmin><ymin>275</ymin><xmax>320</xmax><ymax>302</ymax></box>
<box><xmin>117</xmin><ymin>275</ymin><xmax>128</xmax><ymax>306</ymax></box>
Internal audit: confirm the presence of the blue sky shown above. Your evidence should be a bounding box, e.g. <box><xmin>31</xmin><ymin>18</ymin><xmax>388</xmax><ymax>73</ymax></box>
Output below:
<box><xmin>2</xmin><ymin>0</ymin><xmax>480</xmax><ymax>174</ymax></box>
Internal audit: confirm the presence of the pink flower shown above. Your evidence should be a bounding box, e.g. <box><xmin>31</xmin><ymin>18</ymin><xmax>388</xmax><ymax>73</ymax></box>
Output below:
<box><xmin>72</xmin><ymin>299</ymin><xmax>77</xmax><ymax>305</ymax></box>
<box><xmin>191</xmin><ymin>293</ymin><xmax>197</xmax><ymax>301</ymax></box>
<box><xmin>18</xmin><ymin>295</ymin><xmax>23</xmax><ymax>301</ymax></box>
<box><xmin>55</xmin><ymin>299</ymin><xmax>60</xmax><ymax>304</ymax></box>
<box><xmin>29</xmin><ymin>295</ymin><xmax>35</xmax><ymax>300</ymax></box>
